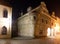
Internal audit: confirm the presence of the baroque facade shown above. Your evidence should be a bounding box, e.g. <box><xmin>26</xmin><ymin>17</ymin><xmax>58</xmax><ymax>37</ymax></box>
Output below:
<box><xmin>18</xmin><ymin>2</ymin><xmax>60</xmax><ymax>38</ymax></box>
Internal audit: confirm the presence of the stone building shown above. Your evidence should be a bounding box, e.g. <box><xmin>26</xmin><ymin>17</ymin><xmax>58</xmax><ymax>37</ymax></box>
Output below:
<box><xmin>34</xmin><ymin>2</ymin><xmax>51</xmax><ymax>37</ymax></box>
<box><xmin>18</xmin><ymin>7</ymin><xmax>35</xmax><ymax>38</ymax></box>
<box><xmin>0</xmin><ymin>1</ymin><xmax>12</xmax><ymax>38</ymax></box>
<box><xmin>54</xmin><ymin>17</ymin><xmax>60</xmax><ymax>38</ymax></box>
<box><xmin>18</xmin><ymin>2</ymin><xmax>60</xmax><ymax>38</ymax></box>
<box><xmin>17</xmin><ymin>2</ymin><xmax>51</xmax><ymax>38</ymax></box>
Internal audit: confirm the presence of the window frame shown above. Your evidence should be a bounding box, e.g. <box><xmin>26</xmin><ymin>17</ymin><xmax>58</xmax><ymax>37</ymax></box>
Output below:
<box><xmin>3</xmin><ymin>9</ymin><xmax>8</xmax><ymax>18</ymax></box>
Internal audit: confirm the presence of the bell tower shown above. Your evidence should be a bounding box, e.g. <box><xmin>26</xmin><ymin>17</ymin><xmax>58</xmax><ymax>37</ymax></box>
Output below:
<box><xmin>0</xmin><ymin>1</ymin><xmax>12</xmax><ymax>38</ymax></box>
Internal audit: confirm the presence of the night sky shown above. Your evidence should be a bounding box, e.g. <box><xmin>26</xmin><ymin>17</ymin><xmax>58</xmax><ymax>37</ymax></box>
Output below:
<box><xmin>3</xmin><ymin>0</ymin><xmax>60</xmax><ymax>20</ymax></box>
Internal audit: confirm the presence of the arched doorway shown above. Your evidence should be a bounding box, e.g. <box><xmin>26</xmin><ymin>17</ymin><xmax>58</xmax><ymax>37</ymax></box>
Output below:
<box><xmin>1</xmin><ymin>26</ymin><xmax>7</xmax><ymax>35</ymax></box>
<box><xmin>47</xmin><ymin>28</ymin><xmax>51</xmax><ymax>37</ymax></box>
<box><xmin>47</xmin><ymin>28</ymin><xmax>56</xmax><ymax>38</ymax></box>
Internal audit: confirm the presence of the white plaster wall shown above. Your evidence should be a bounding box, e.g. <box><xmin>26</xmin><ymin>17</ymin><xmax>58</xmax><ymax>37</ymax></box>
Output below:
<box><xmin>18</xmin><ymin>13</ymin><xmax>34</xmax><ymax>37</ymax></box>
<box><xmin>0</xmin><ymin>5</ymin><xmax>12</xmax><ymax>38</ymax></box>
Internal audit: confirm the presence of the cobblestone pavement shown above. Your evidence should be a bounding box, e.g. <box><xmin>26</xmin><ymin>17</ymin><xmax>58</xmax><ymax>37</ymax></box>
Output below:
<box><xmin>0</xmin><ymin>37</ymin><xmax>60</xmax><ymax>44</ymax></box>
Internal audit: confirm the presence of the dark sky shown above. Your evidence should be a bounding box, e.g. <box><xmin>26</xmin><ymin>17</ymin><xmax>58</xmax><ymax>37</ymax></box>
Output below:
<box><xmin>4</xmin><ymin>0</ymin><xmax>60</xmax><ymax>20</ymax></box>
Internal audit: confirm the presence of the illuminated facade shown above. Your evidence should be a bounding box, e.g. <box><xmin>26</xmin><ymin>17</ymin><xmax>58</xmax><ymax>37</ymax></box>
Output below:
<box><xmin>47</xmin><ymin>12</ymin><xmax>60</xmax><ymax>38</ymax></box>
<box><xmin>0</xmin><ymin>5</ymin><xmax>12</xmax><ymax>38</ymax></box>
<box><xmin>47</xmin><ymin>12</ymin><xmax>56</xmax><ymax>37</ymax></box>
<box><xmin>18</xmin><ymin>2</ymin><xmax>60</xmax><ymax>38</ymax></box>
<box><xmin>54</xmin><ymin>17</ymin><xmax>60</xmax><ymax>38</ymax></box>
<box><xmin>34</xmin><ymin>2</ymin><xmax>51</xmax><ymax>37</ymax></box>
<box><xmin>18</xmin><ymin>2</ymin><xmax>51</xmax><ymax>37</ymax></box>
<box><xmin>18</xmin><ymin>7</ymin><xmax>35</xmax><ymax>38</ymax></box>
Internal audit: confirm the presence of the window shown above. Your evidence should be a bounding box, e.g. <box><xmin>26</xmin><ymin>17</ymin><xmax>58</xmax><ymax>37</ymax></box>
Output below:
<box><xmin>1</xmin><ymin>26</ymin><xmax>7</xmax><ymax>35</ymax></box>
<box><xmin>39</xmin><ymin>30</ymin><xmax>43</xmax><ymax>34</ymax></box>
<box><xmin>42</xmin><ymin>19</ymin><xmax>44</xmax><ymax>23</ymax></box>
<box><xmin>52</xmin><ymin>23</ymin><xmax>53</xmax><ymax>26</ymax></box>
<box><xmin>34</xmin><ymin>16</ymin><xmax>36</xmax><ymax>20</ymax></box>
<box><xmin>3</xmin><ymin>9</ymin><xmax>8</xmax><ymax>18</ymax></box>
<box><xmin>46</xmin><ymin>20</ymin><xmax>47</xmax><ymax>24</ymax></box>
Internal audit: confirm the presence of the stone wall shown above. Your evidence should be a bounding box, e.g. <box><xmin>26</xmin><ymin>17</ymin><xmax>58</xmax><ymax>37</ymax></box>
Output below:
<box><xmin>18</xmin><ymin>13</ymin><xmax>35</xmax><ymax>38</ymax></box>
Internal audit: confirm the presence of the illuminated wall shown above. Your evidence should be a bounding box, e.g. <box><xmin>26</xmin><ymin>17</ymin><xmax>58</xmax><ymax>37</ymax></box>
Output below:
<box><xmin>18</xmin><ymin>13</ymin><xmax>34</xmax><ymax>38</ymax></box>
<box><xmin>34</xmin><ymin>2</ymin><xmax>51</xmax><ymax>37</ymax></box>
<box><xmin>18</xmin><ymin>2</ymin><xmax>60</xmax><ymax>38</ymax></box>
<box><xmin>0</xmin><ymin>5</ymin><xmax>12</xmax><ymax>38</ymax></box>
<box><xmin>54</xmin><ymin>17</ymin><xmax>60</xmax><ymax>38</ymax></box>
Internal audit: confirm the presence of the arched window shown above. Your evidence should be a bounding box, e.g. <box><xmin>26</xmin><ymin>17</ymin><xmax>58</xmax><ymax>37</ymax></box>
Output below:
<box><xmin>34</xmin><ymin>15</ymin><xmax>36</xmax><ymax>20</ymax></box>
<box><xmin>3</xmin><ymin>9</ymin><xmax>8</xmax><ymax>18</ymax></box>
<box><xmin>2</xmin><ymin>26</ymin><xmax>7</xmax><ymax>35</ymax></box>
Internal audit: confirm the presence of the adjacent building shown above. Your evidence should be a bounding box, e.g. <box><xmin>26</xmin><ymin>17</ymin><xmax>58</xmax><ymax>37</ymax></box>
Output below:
<box><xmin>0</xmin><ymin>1</ymin><xmax>12</xmax><ymax>38</ymax></box>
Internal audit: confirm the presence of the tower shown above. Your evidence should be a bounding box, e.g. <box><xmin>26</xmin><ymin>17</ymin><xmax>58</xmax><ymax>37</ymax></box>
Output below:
<box><xmin>0</xmin><ymin>2</ymin><xmax>12</xmax><ymax>38</ymax></box>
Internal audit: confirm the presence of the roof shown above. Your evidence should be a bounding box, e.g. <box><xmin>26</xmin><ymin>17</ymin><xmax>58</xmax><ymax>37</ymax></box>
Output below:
<box><xmin>0</xmin><ymin>0</ymin><xmax>11</xmax><ymax>7</ymax></box>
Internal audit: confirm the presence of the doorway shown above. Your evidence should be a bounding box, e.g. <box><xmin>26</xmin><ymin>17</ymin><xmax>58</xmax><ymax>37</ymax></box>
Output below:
<box><xmin>1</xmin><ymin>26</ymin><xmax>7</xmax><ymax>35</ymax></box>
